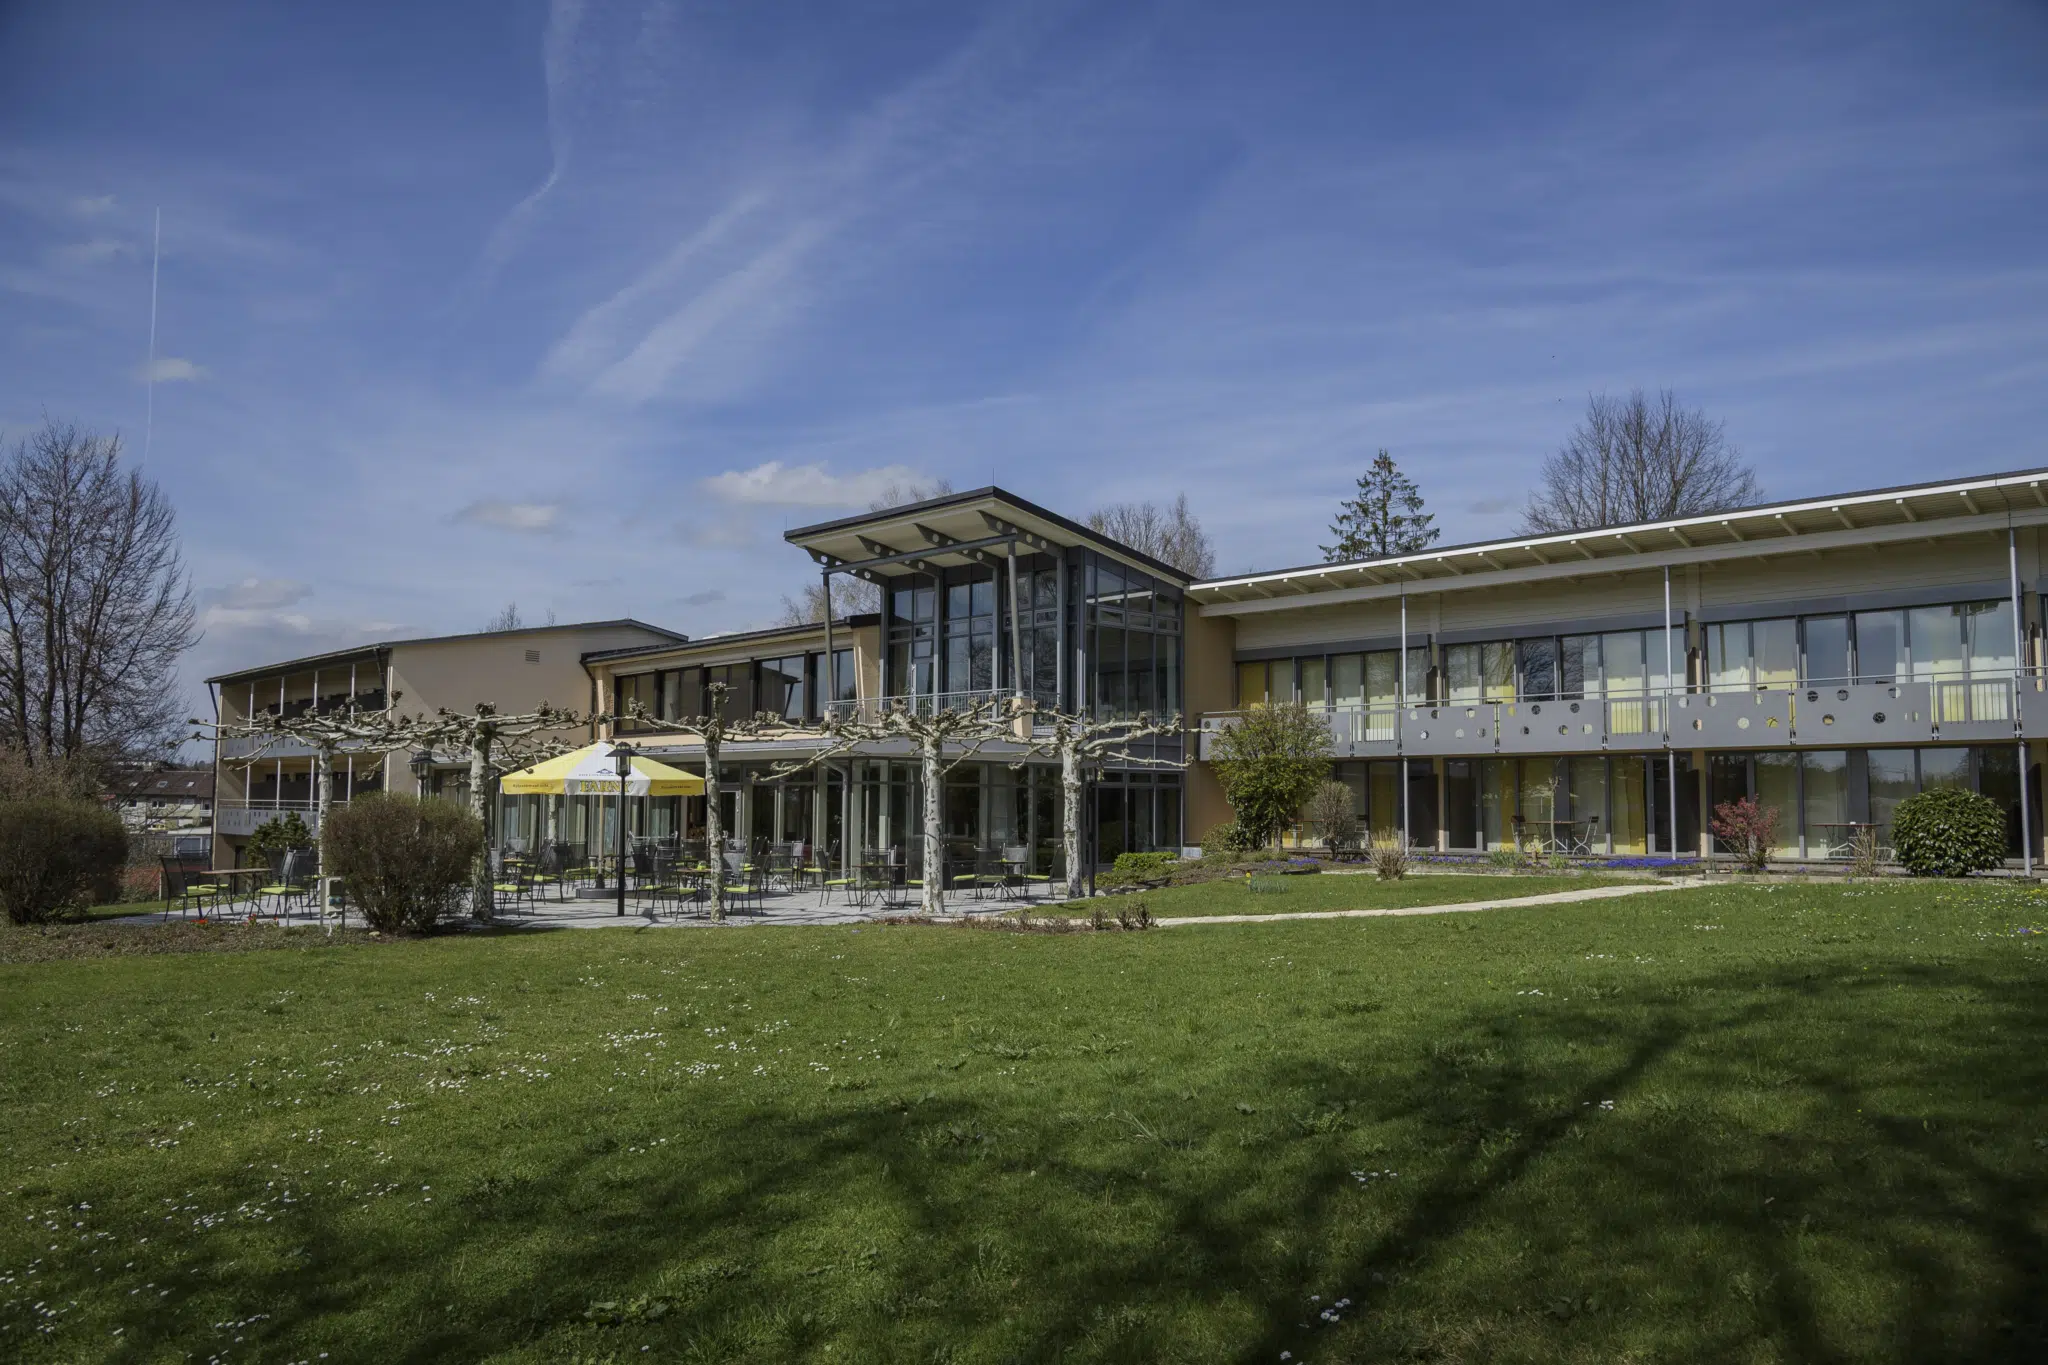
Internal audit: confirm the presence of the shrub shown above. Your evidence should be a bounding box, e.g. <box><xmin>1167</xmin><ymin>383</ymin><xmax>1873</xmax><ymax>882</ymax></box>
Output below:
<box><xmin>1200</xmin><ymin>821</ymin><xmax>1262</xmax><ymax>858</ymax></box>
<box><xmin>1710</xmin><ymin>796</ymin><xmax>1779</xmax><ymax>873</ymax></box>
<box><xmin>0</xmin><ymin>799</ymin><xmax>129</xmax><ymax>924</ymax></box>
<box><xmin>322</xmin><ymin>794</ymin><xmax>481</xmax><ymax>933</ymax></box>
<box><xmin>248</xmin><ymin>810</ymin><xmax>313</xmax><ymax>865</ymax></box>
<box><xmin>1305</xmin><ymin>780</ymin><xmax>1360</xmax><ymax>854</ymax></box>
<box><xmin>1848</xmin><ymin>827</ymin><xmax>1882</xmax><ymax>879</ymax></box>
<box><xmin>1209</xmin><ymin>703</ymin><xmax>1333</xmax><ymax>848</ymax></box>
<box><xmin>1100</xmin><ymin>851</ymin><xmax>1178</xmax><ymax>888</ymax></box>
<box><xmin>1369</xmin><ymin>835</ymin><xmax>1410</xmax><ymax>881</ymax></box>
<box><xmin>1891</xmin><ymin>787</ymin><xmax>2007</xmax><ymax>878</ymax></box>
<box><xmin>1485</xmin><ymin>845</ymin><xmax>1524</xmax><ymax>870</ymax></box>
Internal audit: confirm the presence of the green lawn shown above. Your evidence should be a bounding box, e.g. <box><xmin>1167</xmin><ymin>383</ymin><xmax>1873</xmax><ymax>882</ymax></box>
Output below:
<box><xmin>1057</xmin><ymin>869</ymin><xmax>1641</xmax><ymax>918</ymax></box>
<box><xmin>4</xmin><ymin>881</ymin><xmax>2047</xmax><ymax>1362</ymax></box>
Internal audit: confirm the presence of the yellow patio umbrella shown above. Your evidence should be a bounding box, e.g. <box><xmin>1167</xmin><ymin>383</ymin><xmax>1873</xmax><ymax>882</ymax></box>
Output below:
<box><xmin>500</xmin><ymin>742</ymin><xmax>704</xmax><ymax>918</ymax></box>
<box><xmin>499</xmin><ymin>742</ymin><xmax>704</xmax><ymax>796</ymax></box>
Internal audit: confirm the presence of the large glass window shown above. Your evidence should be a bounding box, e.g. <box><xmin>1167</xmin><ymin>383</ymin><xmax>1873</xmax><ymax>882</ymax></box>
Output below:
<box><xmin>1445</xmin><ymin>642</ymin><xmax>1516</xmax><ymax>703</ymax></box>
<box><xmin>759</xmin><ymin>655</ymin><xmax>807</xmax><ymax>723</ymax></box>
<box><xmin>1754</xmin><ymin>619</ymin><xmax>1797</xmax><ymax>689</ymax></box>
<box><xmin>1518</xmin><ymin>638</ymin><xmax>1557</xmax><ymax>700</ymax></box>
<box><xmin>1867</xmin><ymin>749</ymin><xmax>1916</xmax><ymax>836</ymax></box>
<box><xmin>1801</xmin><ymin>750</ymin><xmax>1850</xmax><ymax>857</ymax></box>
<box><xmin>1908</xmin><ymin>606</ymin><xmax>1965</xmax><ymax>682</ymax></box>
<box><xmin>1753</xmin><ymin>751</ymin><xmax>1801</xmax><ymax>856</ymax></box>
<box><xmin>1963</xmin><ymin>602</ymin><xmax>2017</xmax><ymax>673</ymax></box>
<box><xmin>1480</xmin><ymin>758</ymin><xmax>1512</xmax><ymax>849</ymax></box>
<box><xmin>1603</xmin><ymin>631</ymin><xmax>1647</xmax><ymax>695</ymax></box>
<box><xmin>1804</xmin><ymin>616</ymin><xmax>1850</xmax><ymax>684</ymax></box>
<box><xmin>1237</xmin><ymin>661</ymin><xmax>1270</xmax><ymax>707</ymax></box>
<box><xmin>1854</xmin><ymin>610</ymin><xmax>1904</xmax><ymax>683</ymax></box>
<box><xmin>1301</xmin><ymin>656</ymin><xmax>1328</xmax><ymax>709</ymax></box>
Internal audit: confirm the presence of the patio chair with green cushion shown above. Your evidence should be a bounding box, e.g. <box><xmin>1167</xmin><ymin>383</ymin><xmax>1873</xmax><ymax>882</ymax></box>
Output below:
<box><xmin>491</xmin><ymin>852</ymin><xmax>533</xmax><ymax>914</ymax></box>
<box><xmin>718</xmin><ymin>851</ymin><xmax>763</xmax><ymax>915</ymax></box>
<box><xmin>255</xmin><ymin>848</ymin><xmax>314</xmax><ymax>922</ymax></box>
<box><xmin>160</xmin><ymin>857</ymin><xmax>227</xmax><ymax>921</ymax></box>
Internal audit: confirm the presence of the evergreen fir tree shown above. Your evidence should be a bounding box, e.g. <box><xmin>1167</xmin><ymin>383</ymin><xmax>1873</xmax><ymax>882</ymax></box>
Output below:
<box><xmin>1322</xmin><ymin>451</ymin><xmax>1439</xmax><ymax>561</ymax></box>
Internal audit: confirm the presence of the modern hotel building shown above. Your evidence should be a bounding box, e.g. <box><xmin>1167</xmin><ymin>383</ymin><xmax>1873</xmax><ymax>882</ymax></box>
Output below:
<box><xmin>211</xmin><ymin>466</ymin><xmax>2048</xmax><ymax>872</ymax></box>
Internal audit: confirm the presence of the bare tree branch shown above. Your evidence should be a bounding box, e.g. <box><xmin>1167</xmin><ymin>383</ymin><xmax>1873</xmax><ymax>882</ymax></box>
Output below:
<box><xmin>1014</xmin><ymin>706</ymin><xmax>1185</xmax><ymax>900</ymax></box>
<box><xmin>1522</xmin><ymin>389</ymin><xmax>1762</xmax><ymax>534</ymax></box>
<box><xmin>0</xmin><ymin>421</ymin><xmax>198</xmax><ymax>764</ymax></box>
<box><xmin>1086</xmin><ymin>495</ymin><xmax>1216</xmax><ymax>578</ymax></box>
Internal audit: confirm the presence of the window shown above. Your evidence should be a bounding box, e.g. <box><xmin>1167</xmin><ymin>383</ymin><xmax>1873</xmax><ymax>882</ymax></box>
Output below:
<box><xmin>1803</xmin><ymin>616</ymin><xmax>1849</xmax><ymax>683</ymax></box>
<box><xmin>1301</xmin><ymin>656</ymin><xmax>1328</xmax><ymax>709</ymax></box>
<box><xmin>1518</xmin><ymin>638</ymin><xmax>1556</xmax><ymax>700</ymax></box>
<box><xmin>1753</xmin><ymin>619</ymin><xmax>1797</xmax><ymax>689</ymax></box>
<box><xmin>1853</xmin><ymin>610</ymin><xmax>1904</xmax><ymax>683</ymax></box>
<box><xmin>886</xmin><ymin>582</ymin><xmax>936</xmax><ymax>699</ymax></box>
<box><xmin>1237</xmin><ymin>661</ymin><xmax>1269</xmax><ymax>707</ymax></box>
<box><xmin>759</xmin><ymin>655</ymin><xmax>807</xmax><ymax>723</ymax></box>
<box><xmin>1445</xmin><ymin>642</ymin><xmax>1514</xmax><ymax>703</ymax></box>
<box><xmin>812</xmin><ymin>648</ymin><xmax>856</xmax><ymax>708</ymax></box>
<box><xmin>706</xmin><ymin>664</ymin><xmax>752</xmax><ymax>721</ymax></box>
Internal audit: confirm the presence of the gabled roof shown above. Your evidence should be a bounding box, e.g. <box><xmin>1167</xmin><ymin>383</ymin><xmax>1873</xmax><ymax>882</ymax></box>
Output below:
<box><xmin>206</xmin><ymin>619</ymin><xmax>686</xmax><ymax>684</ymax></box>
<box><xmin>1192</xmin><ymin>464</ymin><xmax>2048</xmax><ymax>610</ymax></box>
<box><xmin>785</xmin><ymin>486</ymin><xmax>1192</xmax><ymax>585</ymax></box>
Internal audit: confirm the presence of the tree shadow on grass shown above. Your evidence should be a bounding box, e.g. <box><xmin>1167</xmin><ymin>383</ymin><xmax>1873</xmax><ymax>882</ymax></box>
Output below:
<box><xmin>102</xmin><ymin>958</ymin><xmax>2048</xmax><ymax>1363</ymax></box>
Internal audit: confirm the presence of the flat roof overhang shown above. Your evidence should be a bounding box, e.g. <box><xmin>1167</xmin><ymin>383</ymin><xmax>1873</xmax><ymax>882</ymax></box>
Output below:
<box><xmin>785</xmin><ymin>487</ymin><xmax>1191</xmax><ymax>586</ymax></box>
<box><xmin>1192</xmin><ymin>466</ymin><xmax>2048</xmax><ymax>616</ymax></box>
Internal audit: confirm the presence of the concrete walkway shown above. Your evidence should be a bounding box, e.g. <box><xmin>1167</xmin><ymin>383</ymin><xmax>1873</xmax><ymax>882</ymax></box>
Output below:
<box><xmin>1155</xmin><ymin>877</ymin><xmax>1702</xmax><ymax>927</ymax></box>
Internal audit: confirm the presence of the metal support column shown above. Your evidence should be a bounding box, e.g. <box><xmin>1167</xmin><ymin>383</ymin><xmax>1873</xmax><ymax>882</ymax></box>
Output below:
<box><xmin>821</xmin><ymin>569</ymin><xmax>835</xmax><ymax>718</ymax></box>
<box><xmin>1664</xmin><ymin>566</ymin><xmax>1679</xmax><ymax>857</ymax></box>
<box><xmin>2012</xmin><ymin>526</ymin><xmax>2033</xmax><ymax>876</ymax></box>
<box><xmin>1008</xmin><ymin>546</ymin><xmax>1025</xmax><ymax>701</ymax></box>
<box><xmin>1399</xmin><ymin>590</ymin><xmax>1409</xmax><ymax>846</ymax></box>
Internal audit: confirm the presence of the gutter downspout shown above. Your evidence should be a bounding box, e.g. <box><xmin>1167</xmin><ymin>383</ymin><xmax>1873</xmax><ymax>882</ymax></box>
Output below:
<box><xmin>2011</xmin><ymin>524</ymin><xmax>2033</xmax><ymax>877</ymax></box>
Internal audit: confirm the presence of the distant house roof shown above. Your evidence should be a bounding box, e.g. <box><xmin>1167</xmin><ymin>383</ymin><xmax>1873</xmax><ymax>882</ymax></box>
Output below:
<box><xmin>206</xmin><ymin>619</ymin><xmax>687</xmax><ymax>684</ymax></box>
<box><xmin>109</xmin><ymin>769</ymin><xmax>215</xmax><ymax>802</ymax></box>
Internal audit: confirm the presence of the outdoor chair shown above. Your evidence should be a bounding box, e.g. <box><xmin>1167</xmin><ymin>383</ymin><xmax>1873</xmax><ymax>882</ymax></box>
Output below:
<box><xmin>490</xmin><ymin>850</ymin><xmax>534</xmax><ymax>914</ymax></box>
<box><xmin>160</xmin><ymin>857</ymin><xmax>228</xmax><ymax>921</ymax></box>
<box><xmin>527</xmin><ymin>844</ymin><xmax>569</xmax><ymax>901</ymax></box>
<box><xmin>718</xmin><ymin>850</ymin><xmax>763</xmax><ymax>915</ymax></box>
<box><xmin>254</xmin><ymin>849</ymin><xmax>314</xmax><ymax>922</ymax></box>
<box><xmin>998</xmin><ymin>844</ymin><xmax>1032</xmax><ymax>901</ymax></box>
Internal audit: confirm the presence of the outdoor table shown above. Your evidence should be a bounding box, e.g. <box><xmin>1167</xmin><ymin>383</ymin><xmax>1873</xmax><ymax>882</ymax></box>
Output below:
<box><xmin>1812</xmin><ymin>822</ymin><xmax>1882</xmax><ymax>860</ymax></box>
<box><xmin>1515</xmin><ymin>819</ymin><xmax>1583</xmax><ymax>855</ymax></box>
<box><xmin>201</xmin><ymin>867</ymin><xmax>267</xmax><ymax>914</ymax></box>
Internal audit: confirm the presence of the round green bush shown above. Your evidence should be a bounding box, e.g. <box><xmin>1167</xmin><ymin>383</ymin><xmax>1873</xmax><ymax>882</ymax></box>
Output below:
<box><xmin>1890</xmin><ymin>786</ymin><xmax>2008</xmax><ymax>878</ymax></box>
<box><xmin>1200</xmin><ymin>821</ymin><xmax>1261</xmax><ymax>858</ymax></box>
<box><xmin>323</xmin><ymin>794</ymin><xmax>482</xmax><ymax>932</ymax></box>
<box><xmin>0</xmin><ymin>798</ymin><xmax>129</xmax><ymax>924</ymax></box>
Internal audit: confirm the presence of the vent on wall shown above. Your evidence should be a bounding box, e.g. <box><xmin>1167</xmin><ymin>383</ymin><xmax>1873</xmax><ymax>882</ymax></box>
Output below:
<box><xmin>524</xmin><ymin>649</ymin><xmax>541</xmax><ymax>663</ymax></box>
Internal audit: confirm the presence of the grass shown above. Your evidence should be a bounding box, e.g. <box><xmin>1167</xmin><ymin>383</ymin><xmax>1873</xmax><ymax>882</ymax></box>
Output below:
<box><xmin>1057</xmin><ymin>870</ymin><xmax>1640</xmax><ymax>919</ymax></box>
<box><xmin>3</xmin><ymin>881</ymin><xmax>2047</xmax><ymax>1362</ymax></box>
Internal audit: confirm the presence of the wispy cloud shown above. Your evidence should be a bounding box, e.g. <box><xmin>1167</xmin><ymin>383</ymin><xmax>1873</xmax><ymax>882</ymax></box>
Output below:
<box><xmin>144</xmin><ymin>356</ymin><xmax>205</xmax><ymax>383</ymax></box>
<box><xmin>703</xmin><ymin>460</ymin><xmax>928</xmax><ymax>508</ymax></box>
<box><xmin>206</xmin><ymin>577</ymin><xmax>311</xmax><ymax>610</ymax></box>
<box><xmin>49</xmin><ymin>238</ymin><xmax>132</xmax><ymax>267</ymax></box>
<box><xmin>452</xmin><ymin>499</ymin><xmax>565</xmax><ymax>534</ymax></box>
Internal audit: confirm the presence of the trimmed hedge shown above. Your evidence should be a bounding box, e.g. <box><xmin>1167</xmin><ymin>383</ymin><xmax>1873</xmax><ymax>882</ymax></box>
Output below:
<box><xmin>323</xmin><ymin>794</ymin><xmax>482</xmax><ymax>933</ymax></box>
<box><xmin>0</xmin><ymin>799</ymin><xmax>129</xmax><ymax>924</ymax></box>
<box><xmin>1891</xmin><ymin>787</ymin><xmax>2008</xmax><ymax>878</ymax></box>
<box><xmin>1100</xmin><ymin>851</ymin><xmax>1179</xmax><ymax>888</ymax></box>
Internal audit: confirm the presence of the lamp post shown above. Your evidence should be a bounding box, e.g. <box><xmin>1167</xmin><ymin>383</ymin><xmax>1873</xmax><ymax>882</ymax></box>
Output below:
<box><xmin>612</xmin><ymin>742</ymin><xmax>637</xmax><ymax>917</ymax></box>
<box><xmin>409</xmin><ymin>749</ymin><xmax>434</xmax><ymax>797</ymax></box>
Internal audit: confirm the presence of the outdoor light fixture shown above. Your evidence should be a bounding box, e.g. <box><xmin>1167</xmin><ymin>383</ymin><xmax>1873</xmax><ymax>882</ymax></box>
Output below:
<box><xmin>611</xmin><ymin>743</ymin><xmax>637</xmax><ymax>918</ymax></box>
<box><xmin>409</xmin><ymin>749</ymin><xmax>434</xmax><ymax>794</ymax></box>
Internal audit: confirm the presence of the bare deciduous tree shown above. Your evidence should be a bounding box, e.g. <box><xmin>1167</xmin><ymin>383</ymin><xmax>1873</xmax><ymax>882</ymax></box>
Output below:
<box><xmin>624</xmin><ymin>682</ymin><xmax>790</xmax><ymax>921</ymax></box>
<box><xmin>196</xmin><ymin>698</ymin><xmax>588</xmax><ymax>922</ymax></box>
<box><xmin>1017</xmin><ymin>706</ymin><xmax>1185</xmax><ymax>900</ymax></box>
<box><xmin>1087</xmin><ymin>495</ymin><xmax>1216</xmax><ymax>578</ymax></box>
<box><xmin>775</xmin><ymin>696</ymin><xmax>1016</xmax><ymax>918</ymax></box>
<box><xmin>1522</xmin><ymin>390</ymin><xmax>1761</xmax><ymax>535</ymax></box>
<box><xmin>480</xmin><ymin>603</ymin><xmax>555</xmax><ymax>632</ymax></box>
<box><xmin>0</xmin><ymin>421</ymin><xmax>197</xmax><ymax>764</ymax></box>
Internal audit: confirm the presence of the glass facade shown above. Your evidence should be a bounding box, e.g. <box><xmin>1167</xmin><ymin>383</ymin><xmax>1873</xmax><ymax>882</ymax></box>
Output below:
<box><xmin>1706</xmin><ymin>601</ymin><xmax>2012</xmax><ymax>690</ymax></box>
<box><xmin>1707</xmin><ymin>745</ymin><xmax>2030</xmax><ymax>858</ymax></box>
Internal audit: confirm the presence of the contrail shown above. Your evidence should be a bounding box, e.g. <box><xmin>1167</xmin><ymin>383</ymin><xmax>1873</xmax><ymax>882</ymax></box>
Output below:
<box><xmin>145</xmin><ymin>206</ymin><xmax>160</xmax><ymax>460</ymax></box>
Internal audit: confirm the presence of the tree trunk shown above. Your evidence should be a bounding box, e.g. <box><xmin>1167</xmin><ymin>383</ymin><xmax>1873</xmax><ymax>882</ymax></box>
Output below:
<box><xmin>1061</xmin><ymin>743</ymin><xmax>1086</xmax><ymax>901</ymax></box>
<box><xmin>469</xmin><ymin>728</ymin><xmax>493</xmax><ymax>921</ymax></box>
<box><xmin>920</xmin><ymin>734</ymin><xmax>944</xmax><ymax>917</ymax></box>
<box><xmin>703</xmin><ymin>733</ymin><xmax>724</xmax><ymax>922</ymax></box>
<box><xmin>314</xmin><ymin>746</ymin><xmax>334</xmax><ymax>927</ymax></box>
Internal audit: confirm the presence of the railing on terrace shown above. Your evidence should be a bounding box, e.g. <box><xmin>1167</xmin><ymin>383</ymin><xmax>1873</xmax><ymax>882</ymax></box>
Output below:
<box><xmin>215</xmin><ymin>799</ymin><xmax>346</xmax><ymax>837</ymax></box>
<box><xmin>1199</xmin><ymin>670</ymin><xmax>2033</xmax><ymax>756</ymax></box>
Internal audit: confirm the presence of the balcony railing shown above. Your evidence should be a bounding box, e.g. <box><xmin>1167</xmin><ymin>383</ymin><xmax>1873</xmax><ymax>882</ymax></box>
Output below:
<box><xmin>1198</xmin><ymin>671</ymin><xmax>2031</xmax><ymax>758</ymax></box>
<box><xmin>215</xmin><ymin>799</ymin><xmax>342</xmax><ymax>838</ymax></box>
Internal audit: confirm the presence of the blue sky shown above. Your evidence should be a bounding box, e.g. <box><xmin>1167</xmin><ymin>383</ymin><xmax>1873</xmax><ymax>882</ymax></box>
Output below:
<box><xmin>3</xmin><ymin>0</ymin><xmax>2046</xmax><ymax>708</ymax></box>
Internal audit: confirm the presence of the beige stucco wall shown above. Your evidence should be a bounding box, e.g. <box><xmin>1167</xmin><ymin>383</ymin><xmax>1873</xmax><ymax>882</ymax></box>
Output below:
<box><xmin>1181</xmin><ymin>604</ymin><xmax>1237</xmax><ymax>844</ymax></box>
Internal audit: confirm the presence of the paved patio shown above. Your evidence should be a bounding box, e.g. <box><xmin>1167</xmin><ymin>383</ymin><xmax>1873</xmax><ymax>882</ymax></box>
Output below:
<box><xmin>137</xmin><ymin>882</ymin><xmax>1054</xmax><ymax>931</ymax></box>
